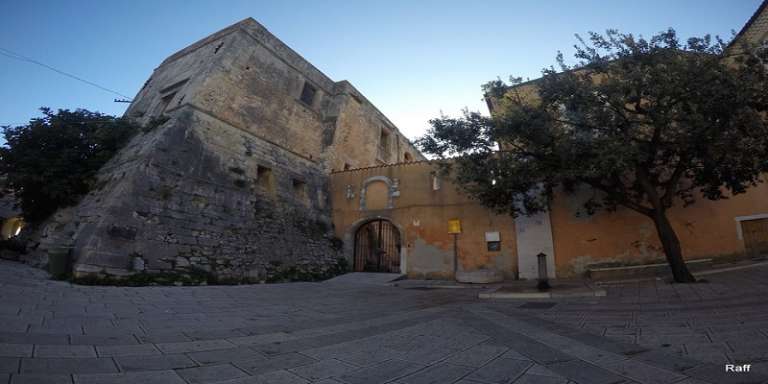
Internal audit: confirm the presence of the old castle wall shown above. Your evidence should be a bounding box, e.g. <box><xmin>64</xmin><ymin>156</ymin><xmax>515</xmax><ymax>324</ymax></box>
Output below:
<box><xmin>35</xmin><ymin>18</ymin><xmax>424</xmax><ymax>278</ymax></box>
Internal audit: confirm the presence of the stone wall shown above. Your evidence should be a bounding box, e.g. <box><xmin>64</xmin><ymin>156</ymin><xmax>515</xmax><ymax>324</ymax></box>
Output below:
<box><xmin>67</xmin><ymin>107</ymin><xmax>341</xmax><ymax>280</ymax></box>
<box><xmin>35</xmin><ymin>17</ymin><xmax>426</xmax><ymax>278</ymax></box>
<box><xmin>330</xmin><ymin>162</ymin><xmax>518</xmax><ymax>280</ymax></box>
<box><xmin>126</xmin><ymin>18</ymin><xmax>423</xmax><ymax>173</ymax></box>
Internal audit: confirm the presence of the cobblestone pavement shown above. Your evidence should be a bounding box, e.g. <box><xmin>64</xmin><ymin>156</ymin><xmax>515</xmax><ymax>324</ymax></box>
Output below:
<box><xmin>0</xmin><ymin>260</ymin><xmax>766</xmax><ymax>384</ymax></box>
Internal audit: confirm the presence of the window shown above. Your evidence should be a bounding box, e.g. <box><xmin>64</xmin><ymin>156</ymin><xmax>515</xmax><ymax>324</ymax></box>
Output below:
<box><xmin>431</xmin><ymin>173</ymin><xmax>441</xmax><ymax>191</ymax></box>
<box><xmin>379</xmin><ymin>128</ymin><xmax>390</xmax><ymax>160</ymax></box>
<box><xmin>158</xmin><ymin>92</ymin><xmax>176</xmax><ymax>114</ymax></box>
<box><xmin>292</xmin><ymin>179</ymin><xmax>308</xmax><ymax>203</ymax></box>
<box><xmin>300</xmin><ymin>81</ymin><xmax>317</xmax><ymax>106</ymax></box>
<box><xmin>485</xmin><ymin>231</ymin><xmax>501</xmax><ymax>252</ymax></box>
<box><xmin>344</xmin><ymin>163</ymin><xmax>351</xmax><ymax>171</ymax></box>
<box><xmin>404</xmin><ymin>152</ymin><xmax>413</xmax><ymax>162</ymax></box>
<box><xmin>256</xmin><ymin>165</ymin><xmax>274</xmax><ymax>194</ymax></box>
<box><xmin>156</xmin><ymin>78</ymin><xmax>189</xmax><ymax>115</ymax></box>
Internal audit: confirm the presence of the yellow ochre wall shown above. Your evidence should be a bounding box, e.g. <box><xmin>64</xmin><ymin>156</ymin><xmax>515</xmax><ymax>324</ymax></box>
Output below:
<box><xmin>549</xmin><ymin>182</ymin><xmax>768</xmax><ymax>277</ymax></box>
<box><xmin>331</xmin><ymin>161</ymin><xmax>768</xmax><ymax>279</ymax></box>
<box><xmin>330</xmin><ymin>162</ymin><xmax>517</xmax><ymax>279</ymax></box>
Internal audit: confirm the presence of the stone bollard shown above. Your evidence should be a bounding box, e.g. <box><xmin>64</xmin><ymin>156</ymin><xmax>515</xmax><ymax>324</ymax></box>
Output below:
<box><xmin>537</xmin><ymin>252</ymin><xmax>550</xmax><ymax>291</ymax></box>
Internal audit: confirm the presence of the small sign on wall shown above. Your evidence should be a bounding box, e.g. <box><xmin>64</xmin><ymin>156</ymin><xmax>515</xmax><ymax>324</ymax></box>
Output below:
<box><xmin>485</xmin><ymin>231</ymin><xmax>501</xmax><ymax>251</ymax></box>
<box><xmin>448</xmin><ymin>219</ymin><xmax>462</xmax><ymax>234</ymax></box>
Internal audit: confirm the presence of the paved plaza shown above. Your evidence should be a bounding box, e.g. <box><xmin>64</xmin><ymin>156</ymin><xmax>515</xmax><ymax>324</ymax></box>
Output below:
<box><xmin>0</xmin><ymin>260</ymin><xmax>767</xmax><ymax>384</ymax></box>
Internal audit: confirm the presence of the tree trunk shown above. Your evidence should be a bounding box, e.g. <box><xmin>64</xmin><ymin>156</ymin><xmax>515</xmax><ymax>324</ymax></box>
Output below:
<box><xmin>650</xmin><ymin>211</ymin><xmax>696</xmax><ymax>283</ymax></box>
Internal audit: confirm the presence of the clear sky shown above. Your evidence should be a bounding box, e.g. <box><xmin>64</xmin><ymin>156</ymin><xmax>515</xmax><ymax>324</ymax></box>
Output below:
<box><xmin>0</xmin><ymin>0</ymin><xmax>761</xmax><ymax>141</ymax></box>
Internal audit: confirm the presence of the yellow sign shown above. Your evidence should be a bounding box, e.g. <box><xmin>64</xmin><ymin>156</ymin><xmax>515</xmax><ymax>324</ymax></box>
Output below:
<box><xmin>448</xmin><ymin>219</ymin><xmax>462</xmax><ymax>234</ymax></box>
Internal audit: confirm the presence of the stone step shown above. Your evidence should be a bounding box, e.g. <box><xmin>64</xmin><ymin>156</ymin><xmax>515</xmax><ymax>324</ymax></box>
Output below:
<box><xmin>323</xmin><ymin>272</ymin><xmax>405</xmax><ymax>285</ymax></box>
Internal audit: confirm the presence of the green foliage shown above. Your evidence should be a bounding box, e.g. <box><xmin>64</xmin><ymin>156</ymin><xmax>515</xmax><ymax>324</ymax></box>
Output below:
<box><xmin>0</xmin><ymin>108</ymin><xmax>139</xmax><ymax>222</ymax></box>
<box><xmin>69</xmin><ymin>258</ymin><xmax>350</xmax><ymax>286</ymax></box>
<box><xmin>71</xmin><ymin>268</ymin><xmax>213</xmax><ymax>286</ymax></box>
<box><xmin>266</xmin><ymin>257</ymin><xmax>349</xmax><ymax>283</ymax></box>
<box><xmin>417</xmin><ymin>29</ymin><xmax>768</xmax><ymax>282</ymax></box>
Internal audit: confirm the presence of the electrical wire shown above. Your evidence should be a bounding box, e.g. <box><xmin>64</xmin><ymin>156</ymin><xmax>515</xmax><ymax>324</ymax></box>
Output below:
<box><xmin>0</xmin><ymin>47</ymin><xmax>134</xmax><ymax>100</ymax></box>
<box><xmin>0</xmin><ymin>119</ymin><xmax>127</xmax><ymax>127</ymax></box>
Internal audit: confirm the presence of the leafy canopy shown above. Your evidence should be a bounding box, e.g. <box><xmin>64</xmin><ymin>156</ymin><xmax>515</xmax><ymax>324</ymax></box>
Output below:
<box><xmin>417</xmin><ymin>29</ymin><xmax>768</xmax><ymax>218</ymax></box>
<box><xmin>0</xmin><ymin>108</ymin><xmax>138</xmax><ymax>222</ymax></box>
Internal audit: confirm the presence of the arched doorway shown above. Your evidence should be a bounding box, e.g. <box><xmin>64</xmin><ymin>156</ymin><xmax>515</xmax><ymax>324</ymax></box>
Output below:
<box><xmin>354</xmin><ymin>219</ymin><xmax>401</xmax><ymax>272</ymax></box>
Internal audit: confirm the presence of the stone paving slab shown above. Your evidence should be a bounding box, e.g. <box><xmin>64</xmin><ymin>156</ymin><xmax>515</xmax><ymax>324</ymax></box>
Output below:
<box><xmin>287</xmin><ymin>359</ymin><xmax>357</xmax><ymax>382</ymax></box>
<box><xmin>10</xmin><ymin>373</ymin><xmax>73</xmax><ymax>384</ymax></box>
<box><xmin>113</xmin><ymin>354</ymin><xmax>197</xmax><ymax>372</ymax></box>
<box><xmin>74</xmin><ymin>370</ymin><xmax>186</xmax><ymax>384</ymax></box>
<box><xmin>464</xmin><ymin>357</ymin><xmax>532</xmax><ymax>383</ymax></box>
<box><xmin>0</xmin><ymin>357</ymin><xmax>19</xmax><ymax>374</ymax></box>
<box><xmin>34</xmin><ymin>345</ymin><xmax>96</xmax><ymax>358</ymax></box>
<box><xmin>94</xmin><ymin>344</ymin><xmax>160</xmax><ymax>358</ymax></box>
<box><xmin>20</xmin><ymin>358</ymin><xmax>118</xmax><ymax>375</ymax></box>
<box><xmin>186</xmin><ymin>346</ymin><xmax>266</xmax><ymax>366</ymax></box>
<box><xmin>176</xmin><ymin>364</ymin><xmax>249</xmax><ymax>384</ymax></box>
<box><xmin>0</xmin><ymin>345</ymin><xmax>33</xmax><ymax>359</ymax></box>
<box><xmin>2</xmin><ymin>260</ymin><xmax>768</xmax><ymax>383</ymax></box>
<box><xmin>337</xmin><ymin>359</ymin><xmax>424</xmax><ymax>384</ymax></box>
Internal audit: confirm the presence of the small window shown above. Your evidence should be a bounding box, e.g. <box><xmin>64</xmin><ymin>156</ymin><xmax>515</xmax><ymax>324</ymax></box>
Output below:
<box><xmin>344</xmin><ymin>163</ymin><xmax>351</xmax><ymax>171</ymax></box>
<box><xmin>292</xmin><ymin>179</ymin><xmax>308</xmax><ymax>203</ymax></box>
<box><xmin>431</xmin><ymin>174</ymin><xmax>441</xmax><ymax>191</ymax></box>
<box><xmin>300</xmin><ymin>82</ymin><xmax>317</xmax><ymax>106</ymax></box>
<box><xmin>485</xmin><ymin>231</ymin><xmax>501</xmax><ymax>252</ymax></box>
<box><xmin>379</xmin><ymin>129</ymin><xmax>390</xmax><ymax>159</ymax></box>
<box><xmin>256</xmin><ymin>166</ymin><xmax>274</xmax><ymax>193</ymax></box>
<box><xmin>404</xmin><ymin>152</ymin><xmax>413</xmax><ymax>162</ymax></box>
<box><xmin>158</xmin><ymin>92</ymin><xmax>176</xmax><ymax>114</ymax></box>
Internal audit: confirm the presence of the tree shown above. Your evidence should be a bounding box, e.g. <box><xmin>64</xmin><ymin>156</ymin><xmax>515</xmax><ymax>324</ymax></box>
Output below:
<box><xmin>0</xmin><ymin>108</ymin><xmax>138</xmax><ymax>223</ymax></box>
<box><xmin>417</xmin><ymin>29</ymin><xmax>768</xmax><ymax>283</ymax></box>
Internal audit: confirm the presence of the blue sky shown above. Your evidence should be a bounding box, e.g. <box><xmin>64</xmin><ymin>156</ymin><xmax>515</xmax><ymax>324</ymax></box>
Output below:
<box><xmin>0</xmin><ymin>0</ymin><xmax>761</xmax><ymax>140</ymax></box>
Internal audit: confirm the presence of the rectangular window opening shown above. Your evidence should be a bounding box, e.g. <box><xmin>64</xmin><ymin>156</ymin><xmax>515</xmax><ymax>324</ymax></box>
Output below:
<box><xmin>485</xmin><ymin>231</ymin><xmax>501</xmax><ymax>252</ymax></box>
<box><xmin>378</xmin><ymin>128</ymin><xmax>390</xmax><ymax>160</ymax></box>
<box><xmin>256</xmin><ymin>166</ymin><xmax>274</xmax><ymax>194</ymax></box>
<box><xmin>300</xmin><ymin>82</ymin><xmax>317</xmax><ymax>106</ymax></box>
<box><xmin>159</xmin><ymin>92</ymin><xmax>176</xmax><ymax>114</ymax></box>
<box><xmin>292</xmin><ymin>178</ymin><xmax>308</xmax><ymax>203</ymax></box>
<box><xmin>431</xmin><ymin>174</ymin><xmax>441</xmax><ymax>191</ymax></box>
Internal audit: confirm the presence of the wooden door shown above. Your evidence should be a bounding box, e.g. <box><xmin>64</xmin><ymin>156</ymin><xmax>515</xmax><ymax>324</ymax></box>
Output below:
<box><xmin>741</xmin><ymin>218</ymin><xmax>768</xmax><ymax>256</ymax></box>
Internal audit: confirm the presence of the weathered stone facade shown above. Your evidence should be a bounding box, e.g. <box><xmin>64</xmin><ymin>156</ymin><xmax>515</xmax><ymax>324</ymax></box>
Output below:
<box><xmin>34</xmin><ymin>18</ymin><xmax>422</xmax><ymax>279</ymax></box>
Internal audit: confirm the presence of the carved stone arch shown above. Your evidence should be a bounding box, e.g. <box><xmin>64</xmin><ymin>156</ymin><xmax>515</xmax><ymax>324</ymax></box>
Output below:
<box><xmin>359</xmin><ymin>176</ymin><xmax>399</xmax><ymax>211</ymax></box>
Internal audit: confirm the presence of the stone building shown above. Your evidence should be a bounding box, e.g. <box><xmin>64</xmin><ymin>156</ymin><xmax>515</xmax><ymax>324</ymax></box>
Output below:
<box><xmin>36</xmin><ymin>18</ymin><xmax>422</xmax><ymax>279</ymax></box>
<box><xmin>20</xmin><ymin>2</ymin><xmax>768</xmax><ymax>282</ymax></box>
<box><xmin>329</xmin><ymin>1</ymin><xmax>768</xmax><ymax>280</ymax></box>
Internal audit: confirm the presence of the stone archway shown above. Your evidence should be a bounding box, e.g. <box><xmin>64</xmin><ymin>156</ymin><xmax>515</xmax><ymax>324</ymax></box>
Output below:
<box><xmin>342</xmin><ymin>216</ymin><xmax>407</xmax><ymax>274</ymax></box>
<box><xmin>353</xmin><ymin>218</ymin><xmax>401</xmax><ymax>272</ymax></box>
<box><xmin>359</xmin><ymin>176</ymin><xmax>399</xmax><ymax>211</ymax></box>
